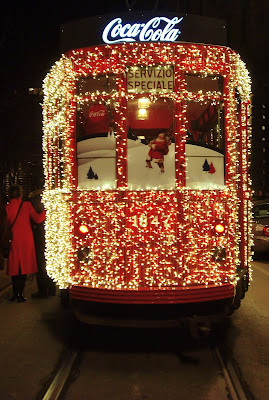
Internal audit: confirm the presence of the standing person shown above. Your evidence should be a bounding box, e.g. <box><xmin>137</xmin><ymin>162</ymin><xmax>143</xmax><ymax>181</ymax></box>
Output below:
<box><xmin>29</xmin><ymin>187</ymin><xmax>56</xmax><ymax>298</ymax></box>
<box><xmin>145</xmin><ymin>132</ymin><xmax>171</xmax><ymax>174</ymax></box>
<box><xmin>6</xmin><ymin>184</ymin><xmax>46</xmax><ymax>303</ymax></box>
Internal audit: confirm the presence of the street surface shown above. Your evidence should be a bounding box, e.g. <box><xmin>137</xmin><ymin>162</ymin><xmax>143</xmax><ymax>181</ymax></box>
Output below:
<box><xmin>0</xmin><ymin>255</ymin><xmax>268</xmax><ymax>400</ymax></box>
<box><xmin>225</xmin><ymin>255</ymin><xmax>269</xmax><ymax>400</ymax></box>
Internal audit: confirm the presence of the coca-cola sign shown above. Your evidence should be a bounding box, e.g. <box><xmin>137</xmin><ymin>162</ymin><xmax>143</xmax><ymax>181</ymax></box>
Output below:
<box><xmin>61</xmin><ymin>13</ymin><xmax>227</xmax><ymax>52</ymax></box>
<box><xmin>88</xmin><ymin>104</ymin><xmax>107</xmax><ymax>123</ymax></box>
<box><xmin>89</xmin><ymin>109</ymin><xmax>105</xmax><ymax>118</ymax></box>
<box><xmin>102</xmin><ymin>16</ymin><xmax>183</xmax><ymax>44</ymax></box>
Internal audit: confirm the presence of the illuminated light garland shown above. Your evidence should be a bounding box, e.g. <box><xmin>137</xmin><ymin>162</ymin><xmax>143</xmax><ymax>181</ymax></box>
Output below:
<box><xmin>42</xmin><ymin>42</ymin><xmax>252</xmax><ymax>291</ymax></box>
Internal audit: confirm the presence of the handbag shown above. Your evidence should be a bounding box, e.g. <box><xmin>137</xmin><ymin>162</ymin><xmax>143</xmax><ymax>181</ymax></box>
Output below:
<box><xmin>3</xmin><ymin>202</ymin><xmax>23</xmax><ymax>258</ymax></box>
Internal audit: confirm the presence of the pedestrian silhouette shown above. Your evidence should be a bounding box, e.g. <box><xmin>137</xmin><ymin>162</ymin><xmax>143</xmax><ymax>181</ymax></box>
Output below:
<box><xmin>5</xmin><ymin>184</ymin><xmax>46</xmax><ymax>302</ymax></box>
<box><xmin>29</xmin><ymin>187</ymin><xmax>56</xmax><ymax>299</ymax></box>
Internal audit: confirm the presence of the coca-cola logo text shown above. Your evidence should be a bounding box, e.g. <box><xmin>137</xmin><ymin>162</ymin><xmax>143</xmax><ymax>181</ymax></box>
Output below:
<box><xmin>89</xmin><ymin>109</ymin><xmax>106</xmax><ymax>118</ymax></box>
<box><xmin>102</xmin><ymin>16</ymin><xmax>183</xmax><ymax>44</ymax></box>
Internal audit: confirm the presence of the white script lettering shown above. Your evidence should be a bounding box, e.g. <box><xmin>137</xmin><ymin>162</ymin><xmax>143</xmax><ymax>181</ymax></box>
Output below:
<box><xmin>102</xmin><ymin>16</ymin><xmax>183</xmax><ymax>44</ymax></box>
<box><xmin>89</xmin><ymin>110</ymin><xmax>106</xmax><ymax>118</ymax></box>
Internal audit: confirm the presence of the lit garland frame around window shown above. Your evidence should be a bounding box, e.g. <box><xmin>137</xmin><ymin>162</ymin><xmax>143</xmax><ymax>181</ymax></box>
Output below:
<box><xmin>42</xmin><ymin>42</ymin><xmax>252</xmax><ymax>290</ymax></box>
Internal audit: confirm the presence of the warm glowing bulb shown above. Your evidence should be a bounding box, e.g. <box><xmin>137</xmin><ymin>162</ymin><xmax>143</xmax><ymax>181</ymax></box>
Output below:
<box><xmin>137</xmin><ymin>108</ymin><xmax>148</xmax><ymax>120</ymax></box>
<box><xmin>138</xmin><ymin>97</ymin><xmax>150</xmax><ymax>108</ymax></box>
<box><xmin>79</xmin><ymin>224</ymin><xmax>89</xmax><ymax>234</ymax></box>
<box><xmin>214</xmin><ymin>223</ymin><xmax>225</xmax><ymax>234</ymax></box>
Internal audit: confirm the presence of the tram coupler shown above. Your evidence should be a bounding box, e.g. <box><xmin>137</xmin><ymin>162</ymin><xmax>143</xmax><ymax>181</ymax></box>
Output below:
<box><xmin>186</xmin><ymin>317</ymin><xmax>213</xmax><ymax>339</ymax></box>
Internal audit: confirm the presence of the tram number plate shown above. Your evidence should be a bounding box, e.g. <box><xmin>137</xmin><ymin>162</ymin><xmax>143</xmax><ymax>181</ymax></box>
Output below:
<box><xmin>130</xmin><ymin>214</ymin><xmax>172</xmax><ymax>229</ymax></box>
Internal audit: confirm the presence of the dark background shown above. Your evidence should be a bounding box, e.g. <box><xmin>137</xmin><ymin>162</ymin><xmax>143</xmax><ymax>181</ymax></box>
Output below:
<box><xmin>0</xmin><ymin>0</ymin><xmax>268</xmax><ymax>195</ymax></box>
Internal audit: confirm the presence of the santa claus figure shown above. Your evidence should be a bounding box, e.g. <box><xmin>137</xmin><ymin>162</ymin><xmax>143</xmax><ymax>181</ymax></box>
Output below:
<box><xmin>146</xmin><ymin>132</ymin><xmax>171</xmax><ymax>174</ymax></box>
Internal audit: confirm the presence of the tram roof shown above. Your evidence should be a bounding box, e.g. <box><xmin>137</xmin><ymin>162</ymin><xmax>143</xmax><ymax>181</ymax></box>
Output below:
<box><xmin>60</xmin><ymin>11</ymin><xmax>227</xmax><ymax>53</ymax></box>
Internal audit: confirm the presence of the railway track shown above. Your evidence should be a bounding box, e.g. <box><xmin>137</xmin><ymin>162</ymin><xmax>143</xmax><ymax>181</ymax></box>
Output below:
<box><xmin>0</xmin><ymin>277</ymin><xmax>253</xmax><ymax>399</ymax></box>
<box><xmin>0</xmin><ymin>280</ymin><xmax>254</xmax><ymax>399</ymax></box>
<box><xmin>42</xmin><ymin>350</ymin><xmax>79</xmax><ymax>400</ymax></box>
<box><xmin>214</xmin><ymin>347</ymin><xmax>248</xmax><ymax>400</ymax></box>
<box><xmin>40</xmin><ymin>337</ymin><xmax>251</xmax><ymax>400</ymax></box>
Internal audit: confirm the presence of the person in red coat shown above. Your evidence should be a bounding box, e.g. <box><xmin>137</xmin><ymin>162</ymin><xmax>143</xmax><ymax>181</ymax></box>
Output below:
<box><xmin>6</xmin><ymin>184</ymin><xmax>46</xmax><ymax>303</ymax></box>
<box><xmin>146</xmin><ymin>132</ymin><xmax>171</xmax><ymax>173</ymax></box>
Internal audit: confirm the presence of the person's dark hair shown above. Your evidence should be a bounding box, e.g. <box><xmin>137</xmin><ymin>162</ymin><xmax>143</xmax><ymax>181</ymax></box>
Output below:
<box><xmin>9</xmin><ymin>184</ymin><xmax>23</xmax><ymax>199</ymax></box>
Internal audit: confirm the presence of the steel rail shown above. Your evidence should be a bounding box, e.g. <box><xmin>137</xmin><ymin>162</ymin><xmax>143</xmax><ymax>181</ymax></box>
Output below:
<box><xmin>42</xmin><ymin>350</ymin><xmax>78</xmax><ymax>400</ymax></box>
<box><xmin>215</xmin><ymin>347</ymin><xmax>248</xmax><ymax>400</ymax></box>
<box><xmin>40</xmin><ymin>341</ymin><xmax>249</xmax><ymax>399</ymax></box>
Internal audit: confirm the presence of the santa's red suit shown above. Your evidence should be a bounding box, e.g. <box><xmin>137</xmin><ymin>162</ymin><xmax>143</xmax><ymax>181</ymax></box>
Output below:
<box><xmin>148</xmin><ymin>139</ymin><xmax>169</xmax><ymax>161</ymax></box>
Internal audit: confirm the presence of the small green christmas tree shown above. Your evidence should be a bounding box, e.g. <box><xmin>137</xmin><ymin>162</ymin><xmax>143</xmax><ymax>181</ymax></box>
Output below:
<box><xmin>87</xmin><ymin>167</ymin><xmax>95</xmax><ymax>179</ymax></box>
<box><xmin>203</xmin><ymin>159</ymin><xmax>210</xmax><ymax>171</ymax></box>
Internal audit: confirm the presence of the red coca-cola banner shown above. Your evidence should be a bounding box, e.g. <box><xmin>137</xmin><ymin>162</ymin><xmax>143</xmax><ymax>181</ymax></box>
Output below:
<box><xmin>88</xmin><ymin>104</ymin><xmax>107</xmax><ymax>123</ymax></box>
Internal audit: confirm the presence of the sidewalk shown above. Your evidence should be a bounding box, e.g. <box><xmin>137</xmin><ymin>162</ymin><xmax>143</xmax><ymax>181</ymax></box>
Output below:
<box><xmin>0</xmin><ymin>259</ymin><xmax>11</xmax><ymax>293</ymax></box>
<box><xmin>0</xmin><ymin>258</ymin><xmax>37</xmax><ymax>296</ymax></box>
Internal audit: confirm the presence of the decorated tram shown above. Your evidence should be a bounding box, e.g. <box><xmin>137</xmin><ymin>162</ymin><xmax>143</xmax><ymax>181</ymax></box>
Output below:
<box><xmin>42</xmin><ymin>13</ymin><xmax>252</xmax><ymax>328</ymax></box>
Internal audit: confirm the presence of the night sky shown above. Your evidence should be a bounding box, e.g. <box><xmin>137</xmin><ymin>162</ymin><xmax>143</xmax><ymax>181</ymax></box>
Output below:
<box><xmin>1</xmin><ymin>0</ymin><xmax>269</xmax><ymax>161</ymax></box>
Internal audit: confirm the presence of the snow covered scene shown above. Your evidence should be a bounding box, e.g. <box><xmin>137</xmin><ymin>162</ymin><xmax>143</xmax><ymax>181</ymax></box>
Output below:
<box><xmin>77</xmin><ymin>135</ymin><xmax>224</xmax><ymax>190</ymax></box>
<box><xmin>185</xmin><ymin>144</ymin><xmax>225</xmax><ymax>189</ymax></box>
<box><xmin>127</xmin><ymin>138</ymin><xmax>175</xmax><ymax>189</ymax></box>
<box><xmin>77</xmin><ymin>135</ymin><xmax>117</xmax><ymax>189</ymax></box>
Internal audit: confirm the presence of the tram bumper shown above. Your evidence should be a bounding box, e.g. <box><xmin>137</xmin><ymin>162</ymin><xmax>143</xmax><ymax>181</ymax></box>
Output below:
<box><xmin>69</xmin><ymin>284</ymin><xmax>235</xmax><ymax>328</ymax></box>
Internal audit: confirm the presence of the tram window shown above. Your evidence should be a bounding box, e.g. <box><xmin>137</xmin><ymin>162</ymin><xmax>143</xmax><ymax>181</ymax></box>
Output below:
<box><xmin>77</xmin><ymin>75</ymin><xmax>117</xmax><ymax>96</ymax></box>
<box><xmin>76</xmin><ymin>101</ymin><xmax>115</xmax><ymax>140</ymax></box>
<box><xmin>185</xmin><ymin>74</ymin><xmax>223</xmax><ymax>94</ymax></box>
<box><xmin>76</xmin><ymin>100</ymin><xmax>116</xmax><ymax>190</ymax></box>
<box><xmin>127</xmin><ymin>97</ymin><xmax>175</xmax><ymax>190</ymax></box>
<box><xmin>186</xmin><ymin>101</ymin><xmax>224</xmax><ymax>152</ymax></box>
<box><xmin>185</xmin><ymin>100</ymin><xmax>225</xmax><ymax>189</ymax></box>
